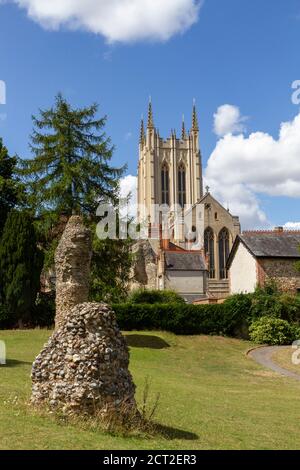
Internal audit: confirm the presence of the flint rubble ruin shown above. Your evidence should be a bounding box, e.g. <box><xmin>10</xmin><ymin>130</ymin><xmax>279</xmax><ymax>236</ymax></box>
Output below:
<box><xmin>31</xmin><ymin>216</ymin><xmax>137</xmax><ymax>417</ymax></box>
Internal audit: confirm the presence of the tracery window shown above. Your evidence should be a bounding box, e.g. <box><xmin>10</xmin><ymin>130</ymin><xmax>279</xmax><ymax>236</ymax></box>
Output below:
<box><xmin>204</xmin><ymin>227</ymin><xmax>215</xmax><ymax>279</ymax></box>
<box><xmin>178</xmin><ymin>164</ymin><xmax>186</xmax><ymax>208</ymax></box>
<box><xmin>161</xmin><ymin>164</ymin><xmax>169</xmax><ymax>205</ymax></box>
<box><xmin>219</xmin><ymin>228</ymin><xmax>230</xmax><ymax>279</ymax></box>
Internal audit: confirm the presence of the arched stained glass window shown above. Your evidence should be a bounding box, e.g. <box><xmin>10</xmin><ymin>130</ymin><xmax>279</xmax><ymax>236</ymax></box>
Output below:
<box><xmin>178</xmin><ymin>164</ymin><xmax>186</xmax><ymax>208</ymax></box>
<box><xmin>161</xmin><ymin>164</ymin><xmax>169</xmax><ymax>205</ymax></box>
<box><xmin>204</xmin><ymin>227</ymin><xmax>215</xmax><ymax>279</ymax></box>
<box><xmin>219</xmin><ymin>228</ymin><xmax>230</xmax><ymax>279</ymax></box>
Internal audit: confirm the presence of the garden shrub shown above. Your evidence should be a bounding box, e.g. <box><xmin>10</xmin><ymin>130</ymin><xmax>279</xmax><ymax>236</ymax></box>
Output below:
<box><xmin>271</xmin><ymin>293</ymin><xmax>300</xmax><ymax>324</ymax></box>
<box><xmin>248</xmin><ymin>281</ymin><xmax>300</xmax><ymax>322</ymax></box>
<box><xmin>249</xmin><ymin>317</ymin><xmax>298</xmax><ymax>346</ymax></box>
<box><xmin>223</xmin><ymin>293</ymin><xmax>253</xmax><ymax>337</ymax></box>
<box><xmin>223</xmin><ymin>282</ymin><xmax>300</xmax><ymax>340</ymax></box>
<box><xmin>249</xmin><ymin>281</ymin><xmax>281</xmax><ymax>320</ymax></box>
<box><xmin>128</xmin><ymin>289</ymin><xmax>185</xmax><ymax>305</ymax></box>
<box><xmin>294</xmin><ymin>326</ymin><xmax>300</xmax><ymax>343</ymax></box>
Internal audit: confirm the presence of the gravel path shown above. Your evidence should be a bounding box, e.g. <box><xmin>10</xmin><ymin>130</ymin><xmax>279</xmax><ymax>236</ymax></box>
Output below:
<box><xmin>249</xmin><ymin>346</ymin><xmax>300</xmax><ymax>382</ymax></box>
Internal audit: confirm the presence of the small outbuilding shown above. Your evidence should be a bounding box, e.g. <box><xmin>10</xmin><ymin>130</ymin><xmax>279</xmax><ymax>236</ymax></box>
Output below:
<box><xmin>158</xmin><ymin>247</ymin><xmax>208</xmax><ymax>304</ymax></box>
<box><xmin>227</xmin><ymin>229</ymin><xmax>300</xmax><ymax>295</ymax></box>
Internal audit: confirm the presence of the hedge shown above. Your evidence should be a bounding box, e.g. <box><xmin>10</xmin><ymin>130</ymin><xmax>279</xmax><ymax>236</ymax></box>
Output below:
<box><xmin>112</xmin><ymin>303</ymin><xmax>241</xmax><ymax>336</ymax></box>
<box><xmin>128</xmin><ymin>289</ymin><xmax>185</xmax><ymax>305</ymax></box>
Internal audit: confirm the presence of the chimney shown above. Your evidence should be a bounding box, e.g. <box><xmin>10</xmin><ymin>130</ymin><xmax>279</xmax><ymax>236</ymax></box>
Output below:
<box><xmin>162</xmin><ymin>237</ymin><xmax>170</xmax><ymax>251</ymax></box>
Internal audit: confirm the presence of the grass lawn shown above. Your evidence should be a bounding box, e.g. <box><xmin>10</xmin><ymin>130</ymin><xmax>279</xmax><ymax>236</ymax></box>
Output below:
<box><xmin>272</xmin><ymin>347</ymin><xmax>300</xmax><ymax>377</ymax></box>
<box><xmin>1</xmin><ymin>330</ymin><xmax>300</xmax><ymax>450</ymax></box>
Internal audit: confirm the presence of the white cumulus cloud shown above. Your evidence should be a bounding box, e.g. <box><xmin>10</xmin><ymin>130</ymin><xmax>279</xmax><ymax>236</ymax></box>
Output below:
<box><xmin>213</xmin><ymin>104</ymin><xmax>247</xmax><ymax>137</ymax></box>
<box><xmin>119</xmin><ymin>174</ymin><xmax>137</xmax><ymax>219</ymax></box>
<box><xmin>206</xmin><ymin>110</ymin><xmax>300</xmax><ymax>229</ymax></box>
<box><xmin>283</xmin><ymin>222</ymin><xmax>300</xmax><ymax>230</ymax></box>
<box><xmin>119</xmin><ymin>174</ymin><xmax>137</xmax><ymax>202</ymax></box>
<box><xmin>11</xmin><ymin>0</ymin><xmax>202</xmax><ymax>43</ymax></box>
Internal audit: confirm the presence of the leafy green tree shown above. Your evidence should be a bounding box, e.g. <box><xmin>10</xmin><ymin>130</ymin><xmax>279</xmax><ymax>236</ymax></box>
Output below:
<box><xmin>0</xmin><ymin>139</ymin><xmax>24</xmax><ymax>235</ymax></box>
<box><xmin>19</xmin><ymin>94</ymin><xmax>127</xmax><ymax>297</ymax></box>
<box><xmin>0</xmin><ymin>210</ymin><xmax>43</xmax><ymax>326</ymax></box>
<box><xmin>20</xmin><ymin>93</ymin><xmax>125</xmax><ymax>220</ymax></box>
<box><xmin>90</xmin><ymin>233</ymin><xmax>133</xmax><ymax>304</ymax></box>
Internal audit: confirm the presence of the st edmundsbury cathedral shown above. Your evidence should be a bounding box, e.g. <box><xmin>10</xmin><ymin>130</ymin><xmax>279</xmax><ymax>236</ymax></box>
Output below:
<box><xmin>131</xmin><ymin>101</ymin><xmax>241</xmax><ymax>302</ymax></box>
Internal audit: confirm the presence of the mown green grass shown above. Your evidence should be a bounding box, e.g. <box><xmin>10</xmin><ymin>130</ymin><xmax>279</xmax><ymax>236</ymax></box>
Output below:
<box><xmin>0</xmin><ymin>330</ymin><xmax>300</xmax><ymax>450</ymax></box>
<box><xmin>272</xmin><ymin>347</ymin><xmax>300</xmax><ymax>376</ymax></box>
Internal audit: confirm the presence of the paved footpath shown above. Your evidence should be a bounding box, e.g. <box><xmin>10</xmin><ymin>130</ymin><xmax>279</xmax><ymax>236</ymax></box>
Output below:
<box><xmin>249</xmin><ymin>346</ymin><xmax>300</xmax><ymax>382</ymax></box>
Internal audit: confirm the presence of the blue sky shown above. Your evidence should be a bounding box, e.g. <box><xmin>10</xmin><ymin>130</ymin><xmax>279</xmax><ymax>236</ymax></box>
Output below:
<box><xmin>0</xmin><ymin>0</ymin><xmax>300</xmax><ymax>228</ymax></box>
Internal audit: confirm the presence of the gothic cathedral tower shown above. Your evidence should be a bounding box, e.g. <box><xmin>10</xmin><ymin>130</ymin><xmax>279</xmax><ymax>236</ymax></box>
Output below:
<box><xmin>137</xmin><ymin>101</ymin><xmax>204</xmax><ymax>223</ymax></box>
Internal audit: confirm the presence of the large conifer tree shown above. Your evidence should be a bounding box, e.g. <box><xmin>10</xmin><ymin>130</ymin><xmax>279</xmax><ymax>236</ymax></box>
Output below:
<box><xmin>0</xmin><ymin>139</ymin><xmax>24</xmax><ymax>235</ymax></box>
<box><xmin>21</xmin><ymin>94</ymin><xmax>125</xmax><ymax>218</ymax></box>
<box><xmin>0</xmin><ymin>211</ymin><xmax>43</xmax><ymax>325</ymax></box>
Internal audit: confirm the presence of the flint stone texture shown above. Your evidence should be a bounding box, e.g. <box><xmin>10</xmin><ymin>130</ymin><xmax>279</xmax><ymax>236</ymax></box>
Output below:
<box><xmin>31</xmin><ymin>302</ymin><xmax>137</xmax><ymax>416</ymax></box>
<box><xmin>129</xmin><ymin>240</ymin><xmax>158</xmax><ymax>291</ymax></box>
<box><xmin>55</xmin><ymin>216</ymin><xmax>92</xmax><ymax>330</ymax></box>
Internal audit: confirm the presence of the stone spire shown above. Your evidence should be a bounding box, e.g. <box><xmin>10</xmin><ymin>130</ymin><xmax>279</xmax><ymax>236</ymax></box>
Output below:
<box><xmin>192</xmin><ymin>100</ymin><xmax>199</xmax><ymax>132</ymax></box>
<box><xmin>140</xmin><ymin>115</ymin><xmax>145</xmax><ymax>144</ymax></box>
<box><xmin>181</xmin><ymin>114</ymin><xmax>187</xmax><ymax>139</ymax></box>
<box><xmin>147</xmin><ymin>97</ymin><xmax>154</xmax><ymax>129</ymax></box>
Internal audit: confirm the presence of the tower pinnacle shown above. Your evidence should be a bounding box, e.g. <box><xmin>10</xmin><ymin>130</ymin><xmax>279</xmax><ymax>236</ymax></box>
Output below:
<box><xmin>147</xmin><ymin>97</ymin><xmax>154</xmax><ymax>129</ymax></box>
<box><xmin>181</xmin><ymin>114</ymin><xmax>186</xmax><ymax>139</ymax></box>
<box><xmin>140</xmin><ymin>115</ymin><xmax>145</xmax><ymax>144</ymax></box>
<box><xmin>192</xmin><ymin>100</ymin><xmax>199</xmax><ymax>132</ymax></box>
